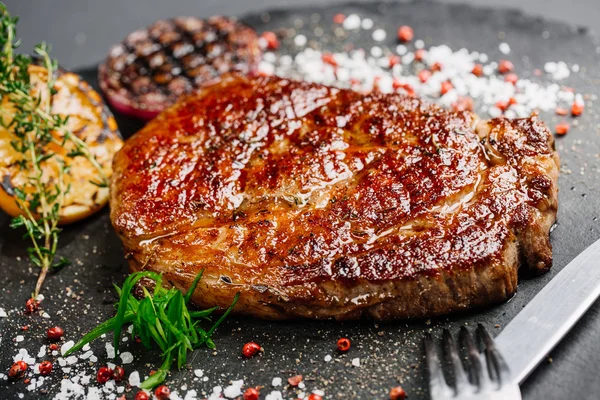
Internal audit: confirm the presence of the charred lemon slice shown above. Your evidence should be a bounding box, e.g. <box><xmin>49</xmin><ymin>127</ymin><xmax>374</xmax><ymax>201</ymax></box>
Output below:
<box><xmin>0</xmin><ymin>64</ymin><xmax>123</xmax><ymax>225</ymax></box>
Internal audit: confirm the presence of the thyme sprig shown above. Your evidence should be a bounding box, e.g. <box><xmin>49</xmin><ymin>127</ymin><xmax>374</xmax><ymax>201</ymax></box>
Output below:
<box><xmin>0</xmin><ymin>3</ymin><xmax>108</xmax><ymax>297</ymax></box>
<box><xmin>66</xmin><ymin>271</ymin><xmax>239</xmax><ymax>389</ymax></box>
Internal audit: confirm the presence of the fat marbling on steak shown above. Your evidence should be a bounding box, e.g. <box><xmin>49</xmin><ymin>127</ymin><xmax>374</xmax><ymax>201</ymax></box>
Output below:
<box><xmin>110</xmin><ymin>74</ymin><xmax>559</xmax><ymax>320</ymax></box>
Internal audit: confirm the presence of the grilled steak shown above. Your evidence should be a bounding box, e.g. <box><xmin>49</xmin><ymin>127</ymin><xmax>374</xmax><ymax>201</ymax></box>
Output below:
<box><xmin>110</xmin><ymin>75</ymin><xmax>559</xmax><ymax>320</ymax></box>
<box><xmin>98</xmin><ymin>16</ymin><xmax>261</xmax><ymax>120</ymax></box>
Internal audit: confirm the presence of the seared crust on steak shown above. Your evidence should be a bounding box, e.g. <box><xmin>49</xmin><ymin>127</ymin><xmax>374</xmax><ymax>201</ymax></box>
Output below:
<box><xmin>110</xmin><ymin>75</ymin><xmax>559</xmax><ymax>320</ymax></box>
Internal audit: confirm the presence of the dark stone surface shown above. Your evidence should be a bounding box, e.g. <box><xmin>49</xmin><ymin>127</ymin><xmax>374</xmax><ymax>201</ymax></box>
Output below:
<box><xmin>1</xmin><ymin>1</ymin><xmax>600</xmax><ymax>399</ymax></box>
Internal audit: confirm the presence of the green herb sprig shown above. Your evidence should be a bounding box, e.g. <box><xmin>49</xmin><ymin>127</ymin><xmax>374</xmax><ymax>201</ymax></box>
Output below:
<box><xmin>66</xmin><ymin>271</ymin><xmax>239</xmax><ymax>389</ymax></box>
<box><xmin>0</xmin><ymin>3</ymin><xmax>108</xmax><ymax>297</ymax></box>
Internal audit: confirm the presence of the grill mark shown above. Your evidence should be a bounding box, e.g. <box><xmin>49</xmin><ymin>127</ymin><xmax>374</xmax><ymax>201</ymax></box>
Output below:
<box><xmin>107</xmin><ymin>17</ymin><xmax>259</xmax><ymax>109</ymax></box>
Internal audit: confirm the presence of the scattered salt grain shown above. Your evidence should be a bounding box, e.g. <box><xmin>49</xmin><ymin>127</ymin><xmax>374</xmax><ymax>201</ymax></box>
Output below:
<box><xmin>208</xmin><ymin>385</ymin><xmax>223</xmax><ymax>400</ymax></box>
<box><xmin>105</xmin><ymin>343</ymin><xmax>115</xmax><ymax>359</ymax></box>
<box><xmin>194</xmin><ymin>369</ymin><xmax>204</xmax><ymax>378</ymax></box>
<box><xmin>361</xmin><ymin>18</ymin><xmax>374</xmax><ymax>30</ymax></box>
<box><xmin>272</xmin><ymin>377</ymin><xmax>282</xmax><ymax>387</ymax></box>
<box><xmin>185</xmin><ymin>390</ymin><xmax>199</xmax><ymax>400</ymax></box>
<box><xmin>499</xmin><ymin>42</ymin><xmax>511</xmax><ymax>54</ymax></box>
<box><xmin>294</xmin><ymin>34</ymin><xmax>307</xmax><ymax>47</ymax></box>
<box><xmin>223</xmin><ymin>380</ymin><xmax>244</xmax><ymax>398</ymax></box>
<box><xmin>372</xmin><ymin>29</ymin><xmax>386</xmax><ymax>42</ymax></box>
<box><xmin>128</xmin><ymin>371</ymin><xmax>141</xmax><ymax>387</ymax></box>
<box><xmin>37</xmin><ymin>345</ymin><xmax>47</xmax><ymax>358</ymax></box>
<box><xmin>15</xmin><ymin>335</ymin><xmax>24</xmax><ymax>342</ymax></box>
<box><xmin>0</xmin><ymin>308</ymin><xmax>7</xmax><ymax>318</ymax></box>
<box><xmin>545</xmin><ymin>61</ymin><xmax>570</xmax><ymax>80</ymax></box>
<box><xmin>265</xmin><ymin>391</ymin><xmax>284</xmax><ymax>400</ymax></box>
<box><xmin>61</xmin><ymin>340</ymin><xmax>74</xmax><ymax>356</ymax></box>
<box><xmin>351</xmin><ymin>357</ymin><xmax>361</xmax><ymax>367</ymax></box>
<box><xmin>324</xmin><ymin>355</ymin><xmax>332</xmax><ymax>362</ymax></box>
<box><xmin>66</xmin><ymin>355</ymin><xmax>78</xmax><ymax>365</ymax></box>
<box><xmin>120</xmin><ymin>351</ymin><xmax>133</xmax><ymax>364</ymax></box>
<box><xmin>370</xmin><ymin>46</ymin><xmax>383</xmax><ymax>58</ymax></box>
<box><xmin>14</xmin><ymin>349</ymin><xmax>36</xmax><ymax>365</ymax></box>
<box><xmin>415</xmin><ymin>39</ymin><xmax>425</xmax><ymax>49</ymax></box>
<box><xmin>342</xmin><ymin>14</ymin><xmax>361</xmax><ymax>30</ymax></box>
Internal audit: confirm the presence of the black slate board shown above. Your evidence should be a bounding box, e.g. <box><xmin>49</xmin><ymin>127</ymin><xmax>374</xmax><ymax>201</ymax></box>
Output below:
<box><xmin>2</xmin><ymin>1</ymin><xmax>600</xmax><ymax>399</ymax></box>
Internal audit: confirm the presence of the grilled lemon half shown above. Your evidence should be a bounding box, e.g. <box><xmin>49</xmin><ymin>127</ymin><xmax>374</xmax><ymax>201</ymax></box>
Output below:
<box><xmin>0</xmin><ymin>65</ymin><xmax>123</xmax><ymax>225</ymax></box>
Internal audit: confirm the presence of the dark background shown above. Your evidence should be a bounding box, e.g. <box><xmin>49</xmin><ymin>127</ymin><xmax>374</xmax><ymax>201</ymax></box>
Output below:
<box><xmin>5</xmin><ymin>0</ymin><xmax>600</xmax><ymax>70</ymax></box>
<box><xmin>2</xmin><ymin>1</ymin><xmax>600</xmax><ymax>400</ymax></box>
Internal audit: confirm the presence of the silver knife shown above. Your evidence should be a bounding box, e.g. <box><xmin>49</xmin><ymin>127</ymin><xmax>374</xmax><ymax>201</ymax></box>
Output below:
<box><xmin>495</xmin><ymin>237</ymin><xmax>600</xmax><ymax>384</ymax></box>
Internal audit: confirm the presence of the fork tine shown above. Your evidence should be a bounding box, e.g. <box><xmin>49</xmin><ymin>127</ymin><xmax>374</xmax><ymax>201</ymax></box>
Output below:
<box><xmin>459</xmin><ymin>326</ymin><xmax>489</xmax><ymax>390</ymax></box>
<box><xmin>442</xmin><ymin>329</ymin><xmax>470</xmax><ymax>394</ymax></box>
<box><xmin>424</xmin><ymin>333</ymin><xmax>452</xmax><ymax>397</ymax></box>
<box><xmin>478</xmin><ymin>324</ymin><xmax>512</xmax><ymax>385</ymax></box>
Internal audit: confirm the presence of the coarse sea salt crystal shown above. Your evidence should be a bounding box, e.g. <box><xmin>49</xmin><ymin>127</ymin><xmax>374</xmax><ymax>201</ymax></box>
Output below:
<box><xmin>194</xmin><ymin>369</ymin><xmax>204</xmax><ymax>378</ymax></box>
<box><xmin>265</xmin><ymin>391</ymin><xmax>284</xmax><ymax>400</ymax></box>
<box><xmin>272</xmin><ymin>377</ymin><xmax>282</xmax><ymax>387</ymax></box>
<box><xmin>223</xmin><ymin>380</ymin><xmax>244</xmax><ymax>398</ymax></box>
<box><xmin>105</xmin><ymin>342</ymin><xmax>115</xmax><ymax>359</ymax></box>
<box><xmin>324</xmin><ymin>355</ymin><xmax>332</xmax><ymax>362</ymax></box>
<box><xmin>185</xmin><ymin>390</ymin><xmax>198</xmax><ymax>400</ymax></box>
<box><xmin>128</xmin><ymin>371</ymin><xmax>141</xmax><ymax>387</ymax></box>
<box><xmin>61</xmin><ymin>340</ymin><xmax>74</xmax><ymax>356</ymax></box>
<box><xmin>87</xmin><ymin>387</ymin><xmax>102</xmax><ymax>400</ymax></box>
<box><xmin>258</xmin><ymin>61</ymin><xmax>275</xmax><ymax>76</ymax></box>
<box><xmin>14</xmin><ymin>349</ymin><xmax>36</xmax><ymax>365</ymax></box>
<box><xmin>15</xmin><ymin>335</ymin><xmax>24</xmax><ymax>342</ymax></box>
<box><xmin>499</xmin><ymin>42</ymin><xmax>511</xmax><ymax>54</ymax></box>
<box><xmin>396</xmin><ymin>44</ymin><xmax>407</xmax><ymax>55</ymax></box>
<box><xmin>361</xmin><ymin>18</ymin><xmax>374</xmax><ymax>30</ymax></box>
<box><xmin>372</xmin><ymin>29</ymin><xmax>386</xmax><ymax>42</ymax></box>
<box><xmin>342</xmin><ymin>14</ymin><xmax>361</xmax><ymax>30</ymax></box>
<box><xmin>351</xmin><ymin>357</ymin><xmax>361</xmax><ymax>367</ymax></box>
<box><xmin>120</xmin><ymin>351</ymin><xmax>134</xmax><ymax>364</ymax></box>
<box><xmin>0</xmin><ymin>308</ymin><xmax>7</xmax><ymax>318</ymax></box>
<box><xmin>207</xmin><ymin>385</ymin><xmax>223</xmax><ymax>400</ymax></box>
<box><xmin>370</xmin><ymin>46</ymin><xmax>383</xmax><ymax>58</ymax></box>
<box><xmin>66</xmin><ymin>355</ymin><xmax>78</xmax><ymax>365</ymax></box>
<box><xmin>37</xmin><ymin>345</ymin><xmax>46</xmax><ymax>358</ymax></box>
<box><xmin>294</xmin><ymin>34</ymin><xmax>307</xmax><ymax>47</ymax></box>
<box><xmin>79</xmin><ymin>350</ymin><xmax>93</xmax><ymax>360</ymax></box>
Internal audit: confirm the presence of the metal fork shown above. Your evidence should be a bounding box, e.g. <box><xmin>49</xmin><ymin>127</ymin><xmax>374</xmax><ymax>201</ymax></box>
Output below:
<box><xmin>425</xmin><ymin>324</ymin><xmax>522</xmax><ymax>400</ymax></box>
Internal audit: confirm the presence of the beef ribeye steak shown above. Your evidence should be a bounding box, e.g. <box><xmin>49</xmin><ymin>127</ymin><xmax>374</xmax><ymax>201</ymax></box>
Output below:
<box><xmin>110</xmin><ymin>75</ymin><xmax>559</xmax><ymax>320</ymax></box>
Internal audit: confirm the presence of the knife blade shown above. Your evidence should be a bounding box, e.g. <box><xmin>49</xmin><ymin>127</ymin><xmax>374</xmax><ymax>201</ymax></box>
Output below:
<box><xmin>495</xmin><ymin>238</ymin><xmax>600</xmax><ymax>385</ymax></box>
